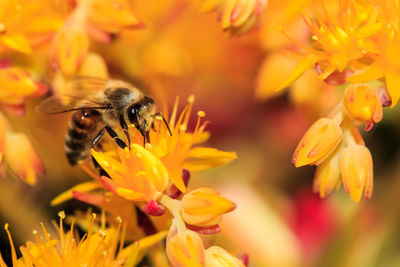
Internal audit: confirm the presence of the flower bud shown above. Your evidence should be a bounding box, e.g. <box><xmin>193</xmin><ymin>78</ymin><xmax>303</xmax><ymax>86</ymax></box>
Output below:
<box><xmin>166</xmin><ymin>229</ymin><xmax>205</xmax><ymax>267</ymax></box>
<box><xmin>340</xmin><ymin>144</ymin><xmax>373</xmax><ymax>202</ymax></box>
<box><xmin>292</xmin><ymin>118</ymin><xmax>342</xmax><ymax>167</ymax></box>
<box><xmin>181</xmin><ymin>187</ymin><xmax>236</xmax><ymax>227</ymax></box>
<box><xmin>205</xmin><ymin>246</ymin><xmax>245</xmax><ymax>267</ymax></box>
<box><xmin>313</xmin><ymin>147</ymin><xmax>341</xmax><ymax>198</ymax></box>
<box><xmin>343</xmin><ymin>84</ymin><xmax>382</xmax><ymax>127</ymax></box>
<box><xmin>4</xmin><ymin>132</ymin><xmax>44</xmax><ymax>185</ymax></box>
<box><xmin>51</xmin><ymin>26</ymin><xmax>89</xmax><ymax>75</ymax></box>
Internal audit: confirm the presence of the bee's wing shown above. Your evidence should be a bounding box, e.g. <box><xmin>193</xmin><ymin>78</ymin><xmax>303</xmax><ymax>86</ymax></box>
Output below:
<box><xmin>37</xmin><ymin>76</ymin><xmax>109</xmax><ymax>114</ymax></box>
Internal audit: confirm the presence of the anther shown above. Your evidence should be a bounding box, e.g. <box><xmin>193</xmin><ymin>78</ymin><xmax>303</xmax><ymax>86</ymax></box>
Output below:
<box><xmin>179</xmin><ymin>124</ymin><xmax>187</xmax><ymax>131</ymax></box>
<box><xmin>58</xmin><ymin>211</ymin><xmax>66</xmax><ymax>219</ymax></box>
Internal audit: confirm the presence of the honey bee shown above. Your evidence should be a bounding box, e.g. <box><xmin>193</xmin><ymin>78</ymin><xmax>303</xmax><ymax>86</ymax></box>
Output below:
<box><xmin>38</xmin><ymin>77</ymin><xmax>168</xmax><ymax>166</ymax></box>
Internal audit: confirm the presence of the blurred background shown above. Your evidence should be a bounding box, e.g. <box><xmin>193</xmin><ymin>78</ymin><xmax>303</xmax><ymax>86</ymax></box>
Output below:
<box><xmin>2</xmin><ymin>0</ymin><xmax>400</xmax><ymax>266</ymax></box>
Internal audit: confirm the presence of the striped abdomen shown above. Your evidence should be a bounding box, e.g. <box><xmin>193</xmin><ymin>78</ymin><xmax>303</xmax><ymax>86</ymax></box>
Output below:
<box><xmin>65</xmin><ymin>109</ymin><xmax>103</xmax><ymax>165</ymax></box>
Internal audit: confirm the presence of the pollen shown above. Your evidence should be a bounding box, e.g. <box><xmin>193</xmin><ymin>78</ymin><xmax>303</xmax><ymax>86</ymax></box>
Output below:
<box><xmin>58</xmin><ymin>210</ymin><xmax>66</xmax><ymax>219</ymax></box>
<box><xmin>197</xmin><ymin>111</ymin><xmax>206</xmax><ymax>117</ymax></box>
<box><xmin>179</xmin><ymin>124</ymin><xmax>187</xmax><ymax>131</ymax></box>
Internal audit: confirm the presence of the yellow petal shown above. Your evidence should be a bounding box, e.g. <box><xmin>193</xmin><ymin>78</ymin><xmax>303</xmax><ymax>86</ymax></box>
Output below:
<box><xmin>184</xmin><ymin>158</ymin><xmax>236</xmax><ymax>172</ymax></box>
<box><xmin>166</xmin><ymin>230</ymin><xmax>205</xmax><ymax>267</ymax></box>
<box><xmin>293</xmin><ymin>118</ymin><xmax>343</xmax><ymax>167</ymax></box>
<box><xmin>50</xmin><ymin>181</ymin><xmax>102</xmax><ymax>206</ymax></box>
<box><xmin>343</xmin><ymin>84</ymin><xmax>380</xmax><ymax>123</ymax></box>
<box><xmin>347</xmin><ymin>62</ymin><xmax>384</xmax><ymax>83</ymax></box>
<box><xmin>132</xmin><ymin>144</ymin><xmax>169</xmax><ymax>193</ymax></box>
<box><xmin>4</xmin><ymin>131</ymin><xmax>44</xmax><ymax>185</ymax></box>
<box><xmin>1</xmin><ymin>34</ymin><xmax>31</xmax><ymax>54</ymax></box>
<box><xmin>205</xmin><ymin>246</ymin><xmax>245</xmax><ymax>267</ymax></box>
<box><xmin>181</xmin><ymin>187</ymin><xmax>236</xmax><ymax>227</ymax></box>
<box><xmin>385</xmin><ymin>70</ymin><xmax>400</xmax><ymax>108</ymax></box>
<box><xmin>276</xmin><ymin>54</ymin><xmax>320</xmax><ymax>92</ymax></box>
<box><xmin>188</xmin><ymin>147</ymin><xmax>237</xmax><ymax>160</ymax></box>
<box><xmin>116</xmin><ymin>187</ymin><xmax>146</xmax><ymax>201</ymax></box>
<box><xmin>340</xmin><ymin>144</ymin><xmax>373</xmax><ymax>202</ymax></box>
<box><xmin>255</xmin><ymin>53</ymin><xmax>298</xmax><ymax>100</ymax></box>
<box><xmin>313</xmin><ymin>147</ymin><xmax>341</xmax><ymax>198</ymax></box>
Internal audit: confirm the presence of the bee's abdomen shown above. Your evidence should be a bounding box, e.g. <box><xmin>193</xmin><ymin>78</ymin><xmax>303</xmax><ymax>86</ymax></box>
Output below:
<box><xmin>65</xmin><ymin>109</ymin><xmax>102</xmax><ymax>166</ymax></box>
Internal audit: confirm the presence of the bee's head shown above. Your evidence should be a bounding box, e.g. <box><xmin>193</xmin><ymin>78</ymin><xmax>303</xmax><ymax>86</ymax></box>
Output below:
<box><xmin>127</xmin><ymin>96</ymin><xmax>154</xmax><ymax>132</ymax></box>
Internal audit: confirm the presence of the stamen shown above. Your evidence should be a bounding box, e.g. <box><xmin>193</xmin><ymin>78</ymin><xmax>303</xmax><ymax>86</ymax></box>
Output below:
<box><xmin>179</xmin><ymin>124</ymin><xmax>187</xmax><ymax>131</ymax></box>
<box><xmin>58</xmin><ymin>210</ymin><xmax>65</xmax><ymax>246</ymax></box>
<box><xmin>4</xmin><ymin>224</ymin><xmax>17</xmax><ymax>267</ymax></box>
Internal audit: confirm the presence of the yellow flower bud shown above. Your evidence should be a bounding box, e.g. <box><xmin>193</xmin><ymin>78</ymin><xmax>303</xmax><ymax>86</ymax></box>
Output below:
<box><xmin>343</xmin><ymin>84</ymin><xmax>382</xmax><ymax>126</ymax></box>
<box><xmin>292</xmin><ymin>118</ymin><xmax>342</xmax><ymax>167</ymax></box>
<box><xmin>181</xmin><ymin>188</ymin><xmax>236</xmax><ymax>227</ymax></box>
<box><xmin>340</xmin><ymin>144</ymin><xmax>373</xmax><ymax>203</ymax></box>
<box><xmin>313</xmin><ymin>147</ymin><xmax>341</xmax><ymax>198</ymax></box>
<box><xmin>205</xmin><ymin>246</ymin><xmax>245</xmax><ymax>267</ymax></box>
<box><xmin>166</xmin><ymin>230</ymin><xmax>205</xmax><ymax>267</ymax></box>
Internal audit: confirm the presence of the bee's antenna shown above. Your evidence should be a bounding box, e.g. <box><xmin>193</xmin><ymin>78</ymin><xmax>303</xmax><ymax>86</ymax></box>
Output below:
<box><xmin>158</xmin><ymin>112</ymin><xmax>172</xmax><ymax>136</ymax></box>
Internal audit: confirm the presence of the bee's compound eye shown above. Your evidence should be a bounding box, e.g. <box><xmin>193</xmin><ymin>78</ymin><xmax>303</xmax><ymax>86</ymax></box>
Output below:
<box><xmin>127</xmin><ymin>105</ymin><xmax>138</xmax><ymax>124</ymax></box>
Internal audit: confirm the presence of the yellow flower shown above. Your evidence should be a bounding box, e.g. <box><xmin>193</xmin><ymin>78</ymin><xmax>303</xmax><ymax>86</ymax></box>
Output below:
<box><xmin>343</xmin><ymin>84</ymin><xmax>382</xmax><ymax>129</ymax></box>
<box><xmin>276</xmin><ymin>0</ymin><xmax>383</xmax><ymax>91</ymax></box>
<box><xmin>340</xmin><ymin>144</ymin><xmax>373</xmax><ymax>202</ymax></box>
<box><xmin>292</xmin><ymin>117</ymin><xmax>342</xmax><ymax>167</ymax></box>
<box><xmin>133</xmin><ymin>96</ymin><xmax>237</xmax><ymax>193</ymax></box>
<box><xmin>201</xmin><ymin>0</ymin><xmax>268</xmax><ymax>35</ymax></box>
<box><xmin>0</xmin><ymin>0</ymin><xmax>62</xmax><ymax>54</ymax></box>
<box><xmin>92</xmin><ymin>143</ymin><xmax>169</xmax><ymax>202</ymax></box>
<box><xmin>166</xmin><ymin>228</ymin><xmax>205</xmax><ymax>267</ymax></box>
<box><xmin>205</xmin><ymin>246</ymin><xmax>245</xmax><ymax>267</ymax></box>
<box><xmin>181</xmin><ymin>187</ymin><xmax>236</xmax><ymax>227</ymax></box>
<box><xmin>1</xmin><ymin>212</ymin><xmax>166</xmax><ymax>267</ymax></box>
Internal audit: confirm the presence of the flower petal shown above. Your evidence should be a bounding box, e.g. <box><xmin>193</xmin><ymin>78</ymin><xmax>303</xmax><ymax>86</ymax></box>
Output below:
<box><xmin>50</xmin><ymin>181</ymin><xmax>102</xmax><ymax>206</ymax></box>
<box><xmin>1</xmin><ymin>34</ymin><xmax>32</xmax><ymax>54</ymax></box>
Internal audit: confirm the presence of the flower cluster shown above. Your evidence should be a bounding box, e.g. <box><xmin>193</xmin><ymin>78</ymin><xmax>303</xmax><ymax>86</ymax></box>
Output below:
<box><xmin>51</xmin><ymin>96</ymin><xmax>243</xmax><ymax>266</ymax></box>
<box><xmin>276</xmin><ymin>0</ymin><xmax>400</xmax><ymax>106</ymax></box>
<box><xmin>0</xmin><ymin>211</ymin><xmax>167</xmax><ymax>267</ymax></box>
<box><xmin>264</xmin><ymin>0</ymin><xmax>400</xmax><ymax>202</ymax></box>
<box><xmin>292</xmin><ymin>83</ymin><xmax>384</xmax><ymax>202</ymax></box>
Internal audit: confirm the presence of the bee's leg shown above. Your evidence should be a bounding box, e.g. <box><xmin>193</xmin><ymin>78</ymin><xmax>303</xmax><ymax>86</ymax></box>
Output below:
<box><xmin>105</xmin><ymin>126</ymin><xmax>127</xmax><ymax>149</ymax></box>
<box><xmin>152</xmin><ymin>112</ymin><xmax>172</xmax><ymax>136</ymax></box>
<box><xmin>90</xmin><ymin>129</ymin><xmax>105</xmax><ymax>148</ymax></box>
<box><xmin>119</xmin><ymin>115</ymin><xmax>131</xmax><ymax>149</ymax></box>
<box><xmin>139</xmin><ymin>130</ymin><xmax>150</xmax><ymax>146</ymax></box>
<box><xmin>90</xmin><ymin>129</ymin><xmax>110</xmax><ymax>177</ymax></box>
<box><xmin>91</xmin><ymin>155</ymin><xmax>110</xmax><ymax>178</ymax></box>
